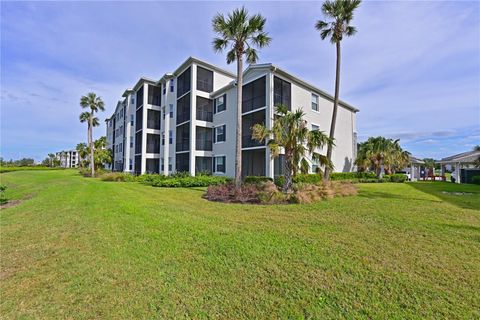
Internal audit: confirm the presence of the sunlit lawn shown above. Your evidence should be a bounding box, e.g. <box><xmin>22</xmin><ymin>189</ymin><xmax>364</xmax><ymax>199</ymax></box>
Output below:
<box><xmin>1</xmin><ymin>170</ymin><xmax>479</xmax><ymax>319</ymax></box>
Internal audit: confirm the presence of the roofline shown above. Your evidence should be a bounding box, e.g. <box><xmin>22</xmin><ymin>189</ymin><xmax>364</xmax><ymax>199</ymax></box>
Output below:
<box><xmin>156</xmin><ymin>73</ymin><xmax>174</xmax><ymax>85</ymax></box>
<box><xmin>173</xmin><ymin>56</ymin><xmax>236</xmax><ymax>78</ymax></box>
<box><xmin>210</xmin><ymin>63</ymin><xmax>359</xmax><ymax>113</ymax></box>
<box><xmin>438</xmin><ymin>151</ymin><xmax>480</xmax><ymax>163</ymax></box>
<box><xmin>122</xmin><ymin>89</ymin><xmax>134</xmax><ymax>98</ymax></box>
<box><xmin>132</xmin><ymin>77</ymin><xmax>157</xmax><ymax>91</ymax></box>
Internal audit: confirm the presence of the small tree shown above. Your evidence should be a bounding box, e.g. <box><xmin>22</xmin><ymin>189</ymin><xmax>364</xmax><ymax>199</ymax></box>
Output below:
<box><xmin>252</xmin><ymin>105</ymin><xmax>333</xmax><ymax>193</ymax></box>
<box><xmin>93</xmin><ymin>136</ymin><xmax>112</xmax><ymax>170</ymax></box>
<box><xmin>76</xmin><ymin>143</ymin><xmax>89</xmax><ymax>168</ymax></box>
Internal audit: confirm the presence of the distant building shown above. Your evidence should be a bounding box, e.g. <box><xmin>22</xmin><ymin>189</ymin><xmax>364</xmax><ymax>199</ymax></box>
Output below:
<box><xmin>55</xmin><ymin>150</ymin><xmax>79</xmax><ymax>168</ymax></box>
<box><xmin>106</xmin><ymin>56</ymin><xmax>359</xmax><ymax>177</ymax></box>
<box><xmin>438</xmin><ymin>150</ymin><xmax>480</xmax><ymax>183</ymax></box>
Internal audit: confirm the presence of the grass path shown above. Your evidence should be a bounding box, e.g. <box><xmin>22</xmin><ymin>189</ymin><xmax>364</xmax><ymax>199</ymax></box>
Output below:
<box><xmin>1</xmin><ymin>170</ymin><xmax>479</xmax><ymax>319</ymax></box>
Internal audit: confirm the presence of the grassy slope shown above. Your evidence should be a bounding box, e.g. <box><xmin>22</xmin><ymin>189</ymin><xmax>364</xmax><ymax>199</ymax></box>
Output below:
<box><xmin>0</xmin><ymin>170</ymin><xmax>479</xmax><ymax>319</ymax></box>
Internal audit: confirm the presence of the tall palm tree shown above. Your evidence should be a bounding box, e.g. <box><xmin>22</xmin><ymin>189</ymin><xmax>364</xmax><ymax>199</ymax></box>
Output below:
<box><xmin>212</xmin><ymin>7</ymin><xmax>271</xmax><ymax>189</ymax></box>
<box><xmin>252</xmin><ymin>105</ymin><xmax>333</xmax><ymax>193</ymax></box>
<box><xmin>80</xmin><ymin>93</ymin><xmax>104</xmax><ymax>177</ymax></box>
<box><xmin>316</xmin><ymin>0</ymin><xmax>361</xmax><ymax>180</ymax></box>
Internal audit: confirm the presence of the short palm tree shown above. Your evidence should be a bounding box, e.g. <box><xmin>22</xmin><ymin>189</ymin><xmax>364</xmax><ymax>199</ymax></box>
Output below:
<box><xmin>252</xmin><ymin>105</ymin><xmax>333</xmax><ymax>193</ymax></box>
<box><xmin>80</xmin><ymin>93</ymin><xmax>104</xmax><ymax>177</ymax></box>
<box><xmin>212</xmin><ymin>7</ymin><xmax>271</xmax><ymax>189</ymax></box>
<box><xmin>316</xmin><ymin>0</ymin><xmax>361</xmax><ymax>180</ymax></box>
<box><xmin>76</xmin><ymin>143</ymin><xmax>89</xmax><ymax>168</ymax></box>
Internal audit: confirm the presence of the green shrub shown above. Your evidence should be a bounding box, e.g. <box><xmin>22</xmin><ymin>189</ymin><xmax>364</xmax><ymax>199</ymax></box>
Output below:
<box><xmin>100</xmin><ymin>172</ymin><xmax>135</xmax><ymax>182</ymax></box>
<box><xmin>385</xmin><ymin>173</ymin><xmax>407</xmax><ymax>183</ymax></box>
<box><xmin>472</xmin><ymin>176</ymin><xmax>480</xmax><ymax>185</ymax></box>
<box><xmin>0</xmin><ymin>184</ymin><xmax>7</xmax><ymax>205</ymax></box>
<box><xmin>274</xmin><ymin>174</ymin><xmax>322</xmax><ymax>188</ymax></box>
<box><xmin>330</xmin><ymin>172</ymin><xmax>376</xmax><ymax>180</ymax></box>
<box><xmin>139</xmin><ymin>174</ymin><xmax>231</xmax><ymax>188</ymax></box>
<box><xmin>244</xmin><ymin>176</ymin><xmax>273</xmax><ymax>184</ymax></box>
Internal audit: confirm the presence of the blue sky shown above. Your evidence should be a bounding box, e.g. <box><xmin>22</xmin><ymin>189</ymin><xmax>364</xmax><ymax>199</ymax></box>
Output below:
<box><xmin>1</xmin><ymin>1</ymin><xmax>479</xmax><ymax>161</ymax></box>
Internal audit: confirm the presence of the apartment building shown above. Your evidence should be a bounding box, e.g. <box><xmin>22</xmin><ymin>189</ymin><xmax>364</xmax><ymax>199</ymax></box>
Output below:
<box><xmin>55</xmin><ymin>150</ymin><xmax>79</xmax><ymax>168</ymax></box>
<box><xmin>106</xmin><ymin>57</ymin><xmax>359</xmax><ymax>178</ymax></box>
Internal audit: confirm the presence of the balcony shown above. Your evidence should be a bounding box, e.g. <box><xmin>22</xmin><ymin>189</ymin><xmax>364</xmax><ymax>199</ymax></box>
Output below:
<box><xmin>196</xmin><ymin>139</ymin><xmax>213</xmax><ymax>151</ymax></box>
<box><xmin>242</xmin><ymin>134</ymin><xmax>263</xmax><ymax>148</ymax></box>
<box><xmin>176</xmin><ymin>139</ymin><xmax>190</xmax><ymax>152</ymax></box>
<box><xmin>177</xmin><ymin>112</ymin><xmax>190</xmax><ymax>124</ymax></box>
<box><xmin>196</xmin><ymin>110</ymin><xmax>213</xmax><ymax>122</ymax></box>
<box><xmin>197</xmin><ymin>79</ymin><xmax>213</xmax><ymax>93</ymax></box>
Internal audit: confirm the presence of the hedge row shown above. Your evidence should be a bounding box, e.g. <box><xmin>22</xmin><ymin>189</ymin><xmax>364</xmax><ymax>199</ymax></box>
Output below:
<box><xmin>330</xmin><ymin>172</ymin><xmax>376</xmax><ymax>180</ymax></box>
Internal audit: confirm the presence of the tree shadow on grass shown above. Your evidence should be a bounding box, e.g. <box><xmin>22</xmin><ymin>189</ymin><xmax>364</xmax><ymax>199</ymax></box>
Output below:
<box><xmin>408</xmin><ymin>182</ymin><xmax>480</xmax><ymax>210</ymax></box>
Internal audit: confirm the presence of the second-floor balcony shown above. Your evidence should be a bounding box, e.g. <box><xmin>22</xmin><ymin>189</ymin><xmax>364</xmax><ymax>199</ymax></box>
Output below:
<box><xmin>242</xmin><ymin>134</ymin><xmax>264</xmax><ymax>148</ymax></box>
<box><xmin>195</xmin><ymin>139</ymin><xmax>212</xmax><ymax>151</ymax></box>
<box><xmin>196</xmin><ymin>110</ymin><xmax>213</xmax><ymax>122</ymax></box>
<box><xmin>177</xmin><ymin>112</ymin><xmax>190</xmax><ymax>124</ymax></box>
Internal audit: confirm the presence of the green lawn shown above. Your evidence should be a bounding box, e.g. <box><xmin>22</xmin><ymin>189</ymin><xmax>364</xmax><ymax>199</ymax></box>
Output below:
<box><xmin>1</xmin><ymin>170</ymin><xmax>479</xmax><ymax>319</ymax></box>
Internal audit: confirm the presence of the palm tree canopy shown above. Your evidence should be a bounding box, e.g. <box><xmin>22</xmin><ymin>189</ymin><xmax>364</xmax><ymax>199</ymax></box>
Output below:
<box><xmin>252</xmin><ymin>105</ymin><xmax>334</xmax><ymax>173</ymax></box>
<box><xmin>355</xmin><ymin>136</ymin><xmax>410</xmax><ymax>174</ymax></box>
<box><xmin>212</xmin><ymin>7</ymin><xmax>271</xmax><ymax>64</ymax></box>
<box><xmin>80</xmin><ymin>92</ymin><xmax>105</xmax><ymax>113</ymax></box>
<box><xmin>315</xmin><ymin>0</ymin><xmax>361</xmax><ymax>43</ymax></box>
<box><xmin>79</xmin><ymin>112</ymin><xmax>99</xmax><ymax>127</ymax></box>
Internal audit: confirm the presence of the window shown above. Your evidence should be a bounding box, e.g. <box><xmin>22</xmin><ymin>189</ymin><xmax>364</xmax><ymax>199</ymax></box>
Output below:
<box><xmin>168</xmin><ymin>157</ymin><xmax>172</xmax><ymax>171</ymax></box>
<box><xmin>214</xmin><ymin>94</ymin><xmax>226</xmax><ymax>113</ymax></box>
<box><xmin>175</xmin><ymin>152</ymin><xmax>189</xmax><ymax>172</ymax></box>
<box><xmin>196</xmin><ymin>96</ymin><xmax>213</xmax><ymax>122</ymax></box>
<box><xmin>177</xmin><ymin>67</ymin><xmax>191</xmax><ymax>97</ymax></box>
<box><xmin>169</xmin><ymin>104</ymin><xmax>174</xmax><ymax>118</ymax></box>
<box><xmin>119</xmin><ymin>143</ymin><xmax>122</xmax><ymax>153</ymax></box>
<box><xmin>130</xmin><ymin>114</ymin><xmax>134</xmax><ymax>126</ymax></box>
<box><xmin>135</xmin><ymin>106</ymin><xmax>143</xmax><ymax>131</ymax></box>
<box><xmin>274</xmin><ymin>76</ymin><xmax>291</xmax><ymax>109</ymax></box>
<box><xmin>176</xmin><ymin>123</ymin><xmax>190</xmax><ymax>152</ymax></box>
<box><xmin>242</xmin><ymin>109</ymin><xmax>265</xmax><ymax>148</ymax></box>
<box><xmin>162</xmin><ymin>106</ymin><xmax>166</xmax><ymax>120</ymax></box>
<box><xmin>195</xmin><ymin>156</ymin><xmax>213</xmax><ymax>175</ymax></box>
<box><xmin>215</xmin><ymin>125</ymin><xmax>226</xmax><ymax>143</ymax></box>
<box><xmin>214</xmin><ymin>156</ymin><xmax>226</xmax><ymax>173</ymax></box>
<box><xmin>196</xmin><ymin>126</ymin><xmax>213</xmax><ymax>151</ymax></box>
<box><xmin>162</xmin><ymin>132</ymin><xmax>165</xmax><ymax>146</ymax></box>
<box><xmin>134</xmin><ymin>155</ymin><xmax>141</xmax><ymax>174</ymax></box>
<box><xmin>170</xmin><ymin>79</ymin><xmax>174</xmax><ymax>93</ymax></box>
<box><xmin>130</xmin><ymin>136</ymin><xmax>133</xmax><ymax>148</ymax></box>
<box><xmin>312</xmin><ymin>124</ymin><xmax>319</xmax><ymax>131</ymax></box>
<box><xmin>169</xmin><ymin>130</ymin><xmax>173</xmax><ymax>144</ymax></box>
<box><xmin>162</xmin><ymin>84</ymin><xmax>166</xmax><ymax>95</ymax></box>
<box><xmin>176</xmin><ymin>93</ymin><xmax>190</xmax><ymax>124</ymax></box>
<box><xmin>131</xmin><ymin>98</ymin><xmax>135</xmax><ymax>105</ymax></box>
<box><xmin>242</xmin><ymin>76</ymin><xmax>266</xmax><ymax>113</ymax></box>
<box><xmin>129</xmin><ymin>159</ymin><xmax>133</xmax><ymax>171</ymax></box>
<box><xmin>146</xmin><ymin>134</ymin><xmax>160</xmax><ymax>153</ymax></box>
<box><xmin>274</xmin><ymin>154</ymin><xmax>285</xmax><ymax>177</ymax></box>
<box><xmin>196</xmin><ymin>66</ymin><xmax>213</xmax><ymax>93</ymax></box>
<box><xmin>148</xmin><ymin>84</ymin><xmax>161</xmax><ymax>106</ymax></box>
<box><xmin>161</xmin><ymin>158</ymin><xmax>164</xmax><ymax>171</ymax></box>
<box><xmin>136</xmin><ymin>85</ymin><xmax>144</xmax><ymax>109</ymax></box>
<box><xmin>146</xmin><ymin>159</ymin><xmax>159</xmax><ymax>174</ymax></box>
<box><xmin>311</xmin><ymin>94</ymin><xmax>319</xmax><ymax>111</ymax></box>
<box><xmin>147</xmin><ymin>109</ymin><xmax>161</xmax><ymax>129</ymax></box>
<box><xmin>135</xmin><ymin>132</ymin><xmax>142</xmax><ymax>154</ymax></box>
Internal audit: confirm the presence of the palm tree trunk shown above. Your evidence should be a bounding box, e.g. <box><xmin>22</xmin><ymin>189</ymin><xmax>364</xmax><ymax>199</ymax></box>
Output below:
<box><xmin>89</xmin><ymin>113</ymin><xmax>95</xmax><ymax>177</ymax></box>
<box><xmin>283</xmin><ymin>151</ymin><xmax>293</xmax><ymax>193</ymax></box>
<box><xmin>324</xmin><ymin>41</ymin><xmax>341</xmax><ymax>181</ymax></box>
<box><xmin>235</xmin><ymin>55</ymin><xmax>243</xmax><ymax>190</ymax></box>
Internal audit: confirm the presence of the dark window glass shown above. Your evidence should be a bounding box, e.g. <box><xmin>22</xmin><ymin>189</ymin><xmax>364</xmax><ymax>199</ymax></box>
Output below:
<box><xmin>274</xmin><ymin>154</ymin><xmax>285</xmax><ymax>177</ymax></box>
<box><xmin>242</xmin><ymin>76</ymin><xmax>266</xmax><ymax>113</ymax></box>
<box><xmin>146</xmin><ymin>159</ymin><xmax>159</xmax><ymax>174</ymax></box>
<box><xmin>215</xmin><ymin>125</ymin><xmax>226</xmax><ymax>143</ymax></box>
<box><xmin>147</xmin><ymin>109</ymin><xmax>161</xmax><ymax>130</ymax></box>
<box><xmin>136</xmin><ymin>85</ymin><xmax>144</xmax><ymax>109</ymax></box>
<box><xmin>134</xmin><ymin>155</ymin><xmax>141</xmax><ymax>174</ymax></box>
<box><xmin>242</xmin><ymin>109</ymin><xmax>266</xmax><ymax>148</ymax></box>
<box><xmin>274</xmin><ymin>76</ymin><xmax>291</xmax><ymax>110</ymax></box>
<box><xmin>195</xmin><ymin>156</ymin><xmax>212</xmax><ymax>175</ymax></box>
<box><xmin>176</xmin><ymin>152</ymin><xmax>189</xmax><ymax>173</ymax></box>
<box><xmin>176</xmin><ymin>123</ymin><xmax>190</xmax><ymax>152</ymax></box>
<box><xmin>213</xmin><ymin>156</ymin><xmax>226</xmax><ymax>173</ymax></box>
<box><xmin>148</xmin><ymin>85</ymin><xmax>162</xmax><ymax>106</ymax></box>
<box><xmin>176</xmin><ymin>93</ymin><xmax>190</xmax><ymax>124</ymax></box>
<box><xmin>214</xmin><ymin>94</ymin><xmax>226</xmax><ymax>113</ymax></box>
<box><xmin>146</xmin><ymin>134</ymin><xmax>160</xmax><ymax>153</ymax></box>
<box><xmin>177</xmin><ymin>67</ymin><xmax>191</xmax><ymax>98</ymax></box>
<box><xmin>196</xmin><ymin>66</ymin><xmax>213</xmax><ymax>93</ymax></box>
<box><xmin>195</xmin><ymin>126</ymin><xmax>212</xmax><ymax>151</ymax></box>
<box><xmin>242</xmin><ymin>149</ymin><xmax>266</xmax><ymax>177</ymax></box>
<box><xmin>135</xmin><ymin>131</ymin><xmax>142</xmax><ymax>154</ymax></box>
<box><xmin>196</xmin><ymin>96</ymin><xmax>213</xmax><ymax>122</ymax></box>
<box><xmin>135</xmin><ymin>107</ymin><xmax>143</xmax><ymax>131</ymax></box>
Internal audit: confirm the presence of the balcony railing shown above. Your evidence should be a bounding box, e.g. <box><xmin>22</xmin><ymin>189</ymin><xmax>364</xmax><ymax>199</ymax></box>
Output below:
<box><xmin>195</xmin><ymin>139</ymin><xmax>213</xmax><ymax>151</ymax></box>
<box><xmin>176</xmin><ymin>140</ymin><xmax>190</xmax><ymax>152</ymax></box>
<box><xmin>196</xmin><ymin>110</ymin><xmax>213</xmax><ymax>122</ymax></box>
<box><xmin>176</xmin><ymin>112</ymin><xmax>190</xmax><ymax>124</ymax></box>
<box><xmin>147</xmin><ymin>120</ymin><xmax>160</xmax><ymax>130</ymax></box>
<box><xmin>242</xmin><ymin>134</ymin><xmax>263</xmax><ymax>148</ymax></box>
<box><xmin>146</xmin><ymin>144</ymin><xmax>159</xmax><ymax>153</ymax></box>
<box><xmin>197</xmin><ymin>79</ymin><xmax>213</xmax><ymax>93</ymax></box>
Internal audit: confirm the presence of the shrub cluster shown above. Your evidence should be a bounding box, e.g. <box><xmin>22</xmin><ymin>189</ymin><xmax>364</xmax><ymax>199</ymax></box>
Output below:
<box><xmin>330</xmin><ymin>172</ymin><xmax>376</xmax><ymax>180</ymax></box>
<box><xmin>204</xmin><ymin>180</ymin><xmax>357</xmax><ymax>205</ymax></box>
<box><xmin>244</xmin><ymin>176</ymin><xmax>273</xmax><ymax>184</ymax></box>
<box><xmin>0</xmin><ymin>184</ymin><xmax>7</xmax><ymax>205</ymax></box>
<box><xmin>383</xmin><ymin>173</ymin><xmax>407</xmax><ymax>183</ymax></box>
<box><xmin>100</xmin><ymin>172</ymin><xmax>136</xmax><ymax>182</ymax></box>
<box><xmin>138</xmin><ymin>173</ymin><xmax>231</xmax><ymax>188</ymax></box>
<box><xmin>471</xmin><ymin>176</ymin><xmax>480</xmax><ymax>185</ymax></box>
<box><xmin>274</xmin><ymin>173</ymin><xmax>322</xmax><ymax>188</ymax></box>
<box><xmin>79</xmin><ymin>168</ymin><xmax>107</xmax><ymax>178</ymax></box>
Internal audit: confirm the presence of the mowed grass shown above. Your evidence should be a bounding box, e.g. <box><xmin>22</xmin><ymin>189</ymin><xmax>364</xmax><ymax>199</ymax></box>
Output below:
<box><xmin>0</xmin><ymin>170</ymin><xmax>479</xmax><ymax>319</ymax></box>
